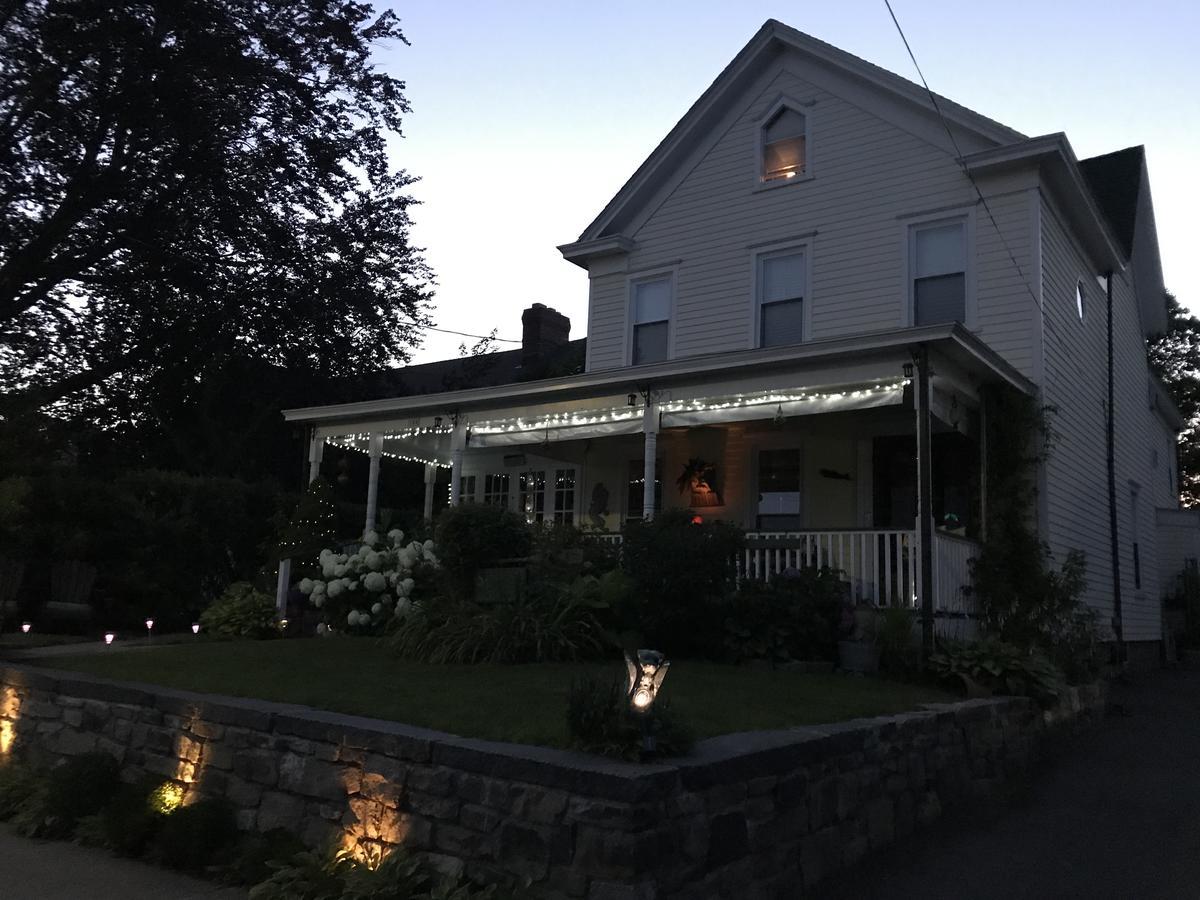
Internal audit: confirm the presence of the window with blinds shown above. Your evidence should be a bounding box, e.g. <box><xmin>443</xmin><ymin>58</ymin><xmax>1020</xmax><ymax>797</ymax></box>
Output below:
<box><xmin>631</xmin><ymin>276</ymin><xmax>670</xmax><ymax>364</ymax></box>
<box><xmin>911</xmin><ymin>221</ymin><xmax>966</xmax><ymax>325</ymax></box>
<box><xmin>757</xmin><ymin>249</ymin><xmax>806</xmax><ymax>347</ymax></box>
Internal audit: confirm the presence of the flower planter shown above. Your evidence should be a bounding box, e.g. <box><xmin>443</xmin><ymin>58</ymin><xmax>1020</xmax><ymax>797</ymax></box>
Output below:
<box><xmin>838</xmin><ymin>640</ymin><xmax>881</xmax><ymax>674</ymax></box>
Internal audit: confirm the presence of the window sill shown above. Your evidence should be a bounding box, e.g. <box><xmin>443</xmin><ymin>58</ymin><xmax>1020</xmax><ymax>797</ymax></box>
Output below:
<box><xmin>753</xmin><ymin>173</ymin><xmax>814</xmax><ymax>194</ymax></box>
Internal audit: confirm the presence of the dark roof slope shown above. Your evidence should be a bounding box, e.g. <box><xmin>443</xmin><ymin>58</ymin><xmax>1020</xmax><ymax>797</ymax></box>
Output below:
<box><xmin>1079</xmin><ymin>145</ymin><xmax>1144</xmax><ymax>259</ymax></box>
<box><xmin>349</xmin><ymin>338</ymin><xmax>587</xmax><ymax>401</ymax></box>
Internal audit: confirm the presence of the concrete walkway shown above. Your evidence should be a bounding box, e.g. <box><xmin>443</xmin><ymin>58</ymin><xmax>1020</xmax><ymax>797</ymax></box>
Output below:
<box><xmin>816</xmin><ymin>669</ymin><xmax>1200</xmax><ymax>900</ymax></box>
<box><xmin>0</xmin><ymin>825</ymin><xmax>246</xmax><ymax>899</ymax></box>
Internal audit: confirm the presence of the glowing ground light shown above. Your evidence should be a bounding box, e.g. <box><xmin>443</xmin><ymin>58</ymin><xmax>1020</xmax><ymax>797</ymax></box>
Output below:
<box><xmin>191</xmin><ymin>623</ymin><xmax>200</xmax><ymax>635</ymax></box>
<box><xmin>20</xmin><ymin>622</ymin><xmax>30</xmax><ymax>634</ymax></box>
<box><xmin>104</xmin><ymin>632</ymin><xmax>115</xmax><ymax>645</ymax></box>
<box><xmin>149</xmin><ymin>781</ymin><xmax>185</xmax><ymax>814</ymax></box>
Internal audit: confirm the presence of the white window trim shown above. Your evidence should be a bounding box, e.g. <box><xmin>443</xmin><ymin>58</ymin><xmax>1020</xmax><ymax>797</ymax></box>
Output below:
<box><xmin>1075</xmin><ymin>278</ymin><xmax>1087</xmax><ymax>323</ymax></box>
<box><xmin>901</xmin><ymin>208</ymin><xmax>976</xmax><ymax>329</ymax></box>
<box><xmin>748</xmin><ymin>238</ymin><xmax>813</xmax><ymax>350</ymax></box>
<box><xmin>749</xmin><ymin>437</ymin><xmax>806</xmax><ymax>530</ymax></box>
<box><xmin>624</xmin><ymin>265</ymin><xmax>677</xmax><ymax>366</ymax></box>
<box><xmin>753</xmin><ymin>95</ymin><xmax>815</xmax><ymax>192</ymax></box>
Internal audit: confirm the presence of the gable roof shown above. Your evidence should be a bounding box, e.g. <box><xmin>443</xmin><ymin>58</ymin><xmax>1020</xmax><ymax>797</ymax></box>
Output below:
<box><xmin>561</xmin><ymin>19</ymin><xmax>1025</xmax><ymax>260</ymax></box>
<box><xmin>1078</xmin><ymin>146</ymin><xmax>1145</xmax><ymax>259</ymax></box>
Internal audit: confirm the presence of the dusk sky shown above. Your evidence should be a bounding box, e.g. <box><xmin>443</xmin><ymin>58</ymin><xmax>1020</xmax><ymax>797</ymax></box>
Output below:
<box><xmin>378</xmin><ymin>1</ymin><xmax>1199</xmax><ymax>363</ymax></box>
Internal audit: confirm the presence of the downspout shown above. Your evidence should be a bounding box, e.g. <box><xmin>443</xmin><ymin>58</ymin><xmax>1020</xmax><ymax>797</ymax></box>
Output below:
<box><xmin>1105</xmin><ymin>270</ymin><xmax>1126</xmax><ymax>666</ymax></box>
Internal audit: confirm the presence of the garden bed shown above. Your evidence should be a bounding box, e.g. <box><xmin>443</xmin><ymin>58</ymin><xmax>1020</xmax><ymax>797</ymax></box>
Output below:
<box><xmin>35</xmin><ymin>638</ymin><xmax>954</xmax><ymax>748</ymax></box>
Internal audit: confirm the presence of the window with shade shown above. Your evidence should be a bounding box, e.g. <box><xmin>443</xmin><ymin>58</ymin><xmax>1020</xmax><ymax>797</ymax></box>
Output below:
<box><xmin>757</xmin><ymin>448</ymin><xmax>802</xmax><ymax>530</ymax></box>
<box><xmin>518</xmin><ymin>471</ymin><xmax>546</xmax><ymax>524</ymax></box>
<box><xmin>757</xmin><ymin>249</ymin><xmax>806</xmax><ymax>347</ymax></box>
<box><xmin>553</xmin><ymin>469</ymin><xmax>576</xmax><ymax>525</ymax></box>
<box><xmin>458</xmin><ymin>475</ymin><xmax>476</xmax><ymax>503</ymax></box>
<box><xmin>482</xmin><ymin>473</ymin><xmax>509</xmax><ymax>508</ymax></box>
<box><xmin>631</xmin><ymin>277</ymin><xmax>670</xmax><ymax>364</ymax></box>
<box><xmin>762</xmin><ymin>107</ymin><xmax>807</xmax><ymax>182</ymax></box>
<box><xmin>911</xmin><ymin>220</ymin><xmax>966</xmax><ymax>325</ymax></box>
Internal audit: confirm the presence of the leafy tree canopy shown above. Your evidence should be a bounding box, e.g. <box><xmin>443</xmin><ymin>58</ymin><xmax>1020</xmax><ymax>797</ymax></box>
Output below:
<box><xmin>0</xmin><ymin>0</ymin><xmax>432</xmax><ymax>427</ymax></box>
<box><xmin>1148</xmin><ymin>291</ymin><xmax>1200</xmax><ymax>506</ymax></box>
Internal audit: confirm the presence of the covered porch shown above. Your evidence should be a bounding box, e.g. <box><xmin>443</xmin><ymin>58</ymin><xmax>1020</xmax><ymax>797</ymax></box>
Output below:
<box><xmin>283</xmin><ymin>324</ymin><xmax>1033</xmax><ymax>634</ymax></box>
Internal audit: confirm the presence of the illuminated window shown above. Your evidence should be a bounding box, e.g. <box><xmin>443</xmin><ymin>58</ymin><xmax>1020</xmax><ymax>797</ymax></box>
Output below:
<box><xmin>553</xmin><ymin>469</ymin><xmax>576</xmax><ymax>524</ymax></box>
<box><xmin>483</xmin><ymin>473</ymin><xmax>510</xmax><ymax>508</ymax></box>
<box><xmin>631</xmin><ymin>276</ymin><xmax>670</xmax><ymax>365</ymax></box>
<box><xmin>757</xmin><ymin>249</ymin><xmax>806</xmax><ymax>347</ymax></box>
<box><xmin>762</xmin><ymin>107</ymin><xmax>807</xmax><ymax>182</ymax></box>
<box><xmin>757</xmin><ymin>448</ymin><xmax>802</xmax><ymax>530</ymax></box>
<box><xmin>911</xmin><ymin>220</ymin><xmax>966</xmax><ymax>325</ymax></box>
<box><xmin>519</xmin><ymin>471</ymin><xmax>546</xmax><ymax>524</ymax></box>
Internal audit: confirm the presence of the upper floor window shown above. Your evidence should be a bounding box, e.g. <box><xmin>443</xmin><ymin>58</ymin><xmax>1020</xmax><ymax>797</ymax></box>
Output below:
<box><xmin>911</xmin><ymin>220</ymin><xmax>966</xmax><ymax>326</ymax></box>
<box><xmin>631</xmin><ymin>276</ymin><xmax>670</xmax><ymax>364</ymax></box>
<box><xmin>762</xmin><ymin>107</ymin><xmax>807</xmax><ymax>182</ymax></box>
<box><xmin>757</xmin><ymin>249</ymin><xmax>806</xmax><ymax>347</ymax></box>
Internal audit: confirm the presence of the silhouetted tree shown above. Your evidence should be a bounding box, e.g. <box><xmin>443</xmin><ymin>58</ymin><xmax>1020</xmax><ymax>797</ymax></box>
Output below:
<box><xmin>1148</xmin><ymin>291</ymin><xmax>1200</xmax><ymax>506</ymax></box>
<box><xmin>0</xmin><ymin>0</ymin><xmax>432</xmax><ymax>425</ymax></box>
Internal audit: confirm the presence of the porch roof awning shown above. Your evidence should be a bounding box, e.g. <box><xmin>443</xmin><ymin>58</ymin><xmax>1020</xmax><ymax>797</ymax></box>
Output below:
<box><xmin>283</xmin><ymin>322</ymin><xmax>1035</xmax><ymax>433</ymax></box>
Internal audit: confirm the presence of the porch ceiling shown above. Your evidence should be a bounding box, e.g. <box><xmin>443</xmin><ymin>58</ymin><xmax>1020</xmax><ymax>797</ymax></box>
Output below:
<box><xmin>283</xmin><ymin>323</ymin><xmax>1033</xmax><ymax>435</ymax></box>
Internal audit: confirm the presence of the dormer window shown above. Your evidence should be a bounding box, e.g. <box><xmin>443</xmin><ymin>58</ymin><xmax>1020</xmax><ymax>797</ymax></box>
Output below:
<box><xmin>762</xmin><ymin>107</ymin><xmax>807</xmax><ymax>182</ymax></box>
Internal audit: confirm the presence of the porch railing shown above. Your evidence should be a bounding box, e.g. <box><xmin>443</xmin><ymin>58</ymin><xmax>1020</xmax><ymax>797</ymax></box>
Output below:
<box><xmin>587</xmin><ymin>528</ymin><xmax>980</xmax><ymax>633</ymax></box>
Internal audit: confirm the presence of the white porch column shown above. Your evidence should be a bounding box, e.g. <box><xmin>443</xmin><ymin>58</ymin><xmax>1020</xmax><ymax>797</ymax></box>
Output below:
<box><xmin>422</xmin><ymin>463</ymin><xmax>437</xmax><ymax>523</ymax></box>
<box><xmin>364</xmin><ymin>432</ymin><xmax>383</xmax><ymax>536</ymax></box>
<box><xmin>307</xmin><ymin>431</ymin><xmax>325</xmax><ymax>484</ymax></box>
<box><xmin>642</xmin><ymin>399</ymin><xmax>658</xmax><ymax>521</ymax></box>
<box><xmin>449</xmin><ymin>423</ymin><xmax>466</xmax><ymax>506</ymax></box>
<box><xmin>275</xmin><ymin>559</ymin><xmax>290</xmax><ymax>615</ymax></box>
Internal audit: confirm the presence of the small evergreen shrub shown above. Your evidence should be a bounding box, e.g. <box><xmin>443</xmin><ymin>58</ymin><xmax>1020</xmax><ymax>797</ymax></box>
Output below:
<box><xmin>13</xmin><ymin>751</ymin><xmax>121</xmax><ymax>838</ymax></box>
<box><xmin>434</xmin><ymin>503</ymin><xmax>532</xmax><ymax>600</ymax></box>
<box><xmin>565</xmin><ymin>674</ymin><xmax>693</xmax><ymax>761</ymax></box>
<box><xmin>152</xmin><ymin>797</ymin><xmax>239</xmax><ymax>872</ymax></box>
<box><xmin>723</xmin><ymin>567</ymin><xmax>844</xmax><ymax>665</ymax></box>
<box><xmin>199</xmin><ymin>582</ymin><xmax>278</xmax><ymax>639</ymax></box>
<box><xmin>75</xmin><ymin>777</ymin><xmax>165</xmax><ymax>856</ymax></box>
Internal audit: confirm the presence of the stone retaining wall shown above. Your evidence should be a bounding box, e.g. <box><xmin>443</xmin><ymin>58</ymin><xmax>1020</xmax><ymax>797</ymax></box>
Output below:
<box><xmin>0</xmin><ymin>665</ymin><xmax>1105</xmax><ymax>899</ymax></box>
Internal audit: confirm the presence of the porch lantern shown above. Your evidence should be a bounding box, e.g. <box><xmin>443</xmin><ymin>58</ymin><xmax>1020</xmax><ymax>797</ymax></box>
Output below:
<box><xmin>625</xmin><ymin>649</ymin><xmax>670</xmax><ymax>758</ymax></box>
<box><xmin>20</xmin><ymin>622</ymin><xmax>30</xmax><ymax>634</ymax></box>
<box><xmin>902</xmin><ymin>362</ymin><xmax>914</xmax><ymax>379</ymax></box>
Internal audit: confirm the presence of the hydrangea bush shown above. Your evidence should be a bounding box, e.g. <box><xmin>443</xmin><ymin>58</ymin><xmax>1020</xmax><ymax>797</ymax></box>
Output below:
<box><xmin>296</xmin><ymin>529</ymin><xmax>437</xmax><ymax>634</ymax></box>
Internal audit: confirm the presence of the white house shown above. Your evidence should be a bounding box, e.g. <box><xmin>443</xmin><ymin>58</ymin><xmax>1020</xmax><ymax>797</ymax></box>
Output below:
<box><xmin>283</xmin><ymin>20</ymin><xmax>1186</xmax><ymax>661</ymax></box>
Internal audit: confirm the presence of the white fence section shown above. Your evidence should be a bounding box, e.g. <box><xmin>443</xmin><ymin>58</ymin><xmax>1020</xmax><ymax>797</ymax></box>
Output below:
<box><xmin>585</xmin><ymin>527</ymin><xmax>980</xmax><ymax>634</ymax></box>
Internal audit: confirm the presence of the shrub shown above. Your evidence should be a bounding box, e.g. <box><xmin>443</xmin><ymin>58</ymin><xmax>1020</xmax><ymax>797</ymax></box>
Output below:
<box><xmin>434</xmin><ymin>504</ymin><xmax>532</xmax><ymax>600</ymax></box>
<box><xmin>200</xmin><ymin>582</ymin><xmax>279</xmax><ymax>639</ymax></box>
<box><xmin>75</xmin><ymin>777</ymin><xmax>165</xmax><ymax>857</ymax></box>
<box><xmin>722</xmin><ymin>567</ymin><xmax>844</xmax><ymax>665</ymax></box>
<box><xmin>565</xmin><ymin>674</ymin><xmax>693</xmax><ymax>761</ymax></box>
<box><xmin>222</xmin><ymin>828</ymin><xmax>308</xmax><ymax>887</ymax></box>
<box><xmin>928</xmin><ymin>638</ymin><xmax>1064</xmax><ymax>705</ymax></box>
<box><xmin>392</xmin><ymin>576</ymin><xmax>608</xmax><ymax>664</ymax></box>
<box><xmin>248</xmin><ymin>843</ymin><xmax>523</xmax><ymax>899</ymax></box>
<box><xmin>12</xmin><ymin>751</ymin><xmax>121</xmax><ymax>838</ymax></box>
<box><xmin>298</xmin><ymin>529</ymin><xmax>438</xmax><ymax>634</ymax></box>
<box><xmin>877</xmin><ymin>607</ymin><xmax>920</xmax><ymax>677</ymax></box>
<box><xmin>152</xmin><ymin>797</ymin><xmax>239</xmax><ymax>872</ymax></box>
<box><xmin>0</xmin><ymin>759</ymin><xmax>39</xmax><ymax>821</ymax></box>
<box><xmin>621</xmin><ymin>510</ymin><xmax>744</xmax><ymax>656</ymax></box>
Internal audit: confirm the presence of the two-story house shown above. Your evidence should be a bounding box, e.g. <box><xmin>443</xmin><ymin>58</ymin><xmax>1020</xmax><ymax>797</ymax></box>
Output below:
<box><xmin>283</xmin><ymin>20</ymin><xmax>1186</xmax><ymax>662</ymax></box>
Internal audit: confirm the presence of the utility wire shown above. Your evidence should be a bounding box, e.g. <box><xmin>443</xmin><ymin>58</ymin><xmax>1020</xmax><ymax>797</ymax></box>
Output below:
<box><xmin>425</xmin><ymin>325</ymin><xmax>520</xmax><ymax>343</ymax></box>
<box><xmin>882</xmin><ymin>0</ymin><xmax>1064</xmax><ymax>348</ymax></box>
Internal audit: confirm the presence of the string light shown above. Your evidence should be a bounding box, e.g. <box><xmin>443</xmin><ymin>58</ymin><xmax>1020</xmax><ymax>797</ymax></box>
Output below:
<box><xmin>659</xmin><ymin>380</ymin><xmax>909</xmax><ymax>414</ymax></box>
<box><xmin>471</xmin><ymin>406</ymin><xmax>643</xmax><ymax>435</ymax></box>
<box><xmin>325</xmin><ymin>437</ymin><xmax>451</xmax><ymax>469</ymax></box>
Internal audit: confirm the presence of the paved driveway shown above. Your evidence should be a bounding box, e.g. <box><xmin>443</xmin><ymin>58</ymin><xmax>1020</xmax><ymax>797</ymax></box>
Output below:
<box><xmin>816</xmin><ymin>669</ymin><xmax>1200</xmax><ymax>900</ymax></box>
<box><xmin>0</xmin><ymin>825</ymin><xmax>246</xmax><ymax>899</ymax></box>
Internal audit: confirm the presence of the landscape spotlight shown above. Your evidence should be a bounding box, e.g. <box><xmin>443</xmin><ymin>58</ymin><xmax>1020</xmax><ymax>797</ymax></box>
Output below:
<box><xmin>191</xmin><ymin>623</ymin><xmax>200</xmax><ymax>635</ymax></box>
<box><xmin>104</xmin><ymin>632</ymin><xmax>115</xmax><ymax>645</ymax></box>
<box><xmin>20</xmin><ymin>622</ymin><xmax>30</xmax><ymax>634</ymax></box>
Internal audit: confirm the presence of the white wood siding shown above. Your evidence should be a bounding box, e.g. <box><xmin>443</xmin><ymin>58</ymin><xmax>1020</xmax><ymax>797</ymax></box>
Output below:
<box><xmin>584</xmin><ymin>60</ymin><xmax>1035</xmax><ymax>378</ymax></box>
<box><xmin>1040</xmin><ymin>194</ymin><xmax>1164</xmax><ymax>642</ymax></box>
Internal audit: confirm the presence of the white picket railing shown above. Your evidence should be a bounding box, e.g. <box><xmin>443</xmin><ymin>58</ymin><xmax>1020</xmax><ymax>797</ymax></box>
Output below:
<box><xmin>584</xmin><ymin>527</ymin><xmax>980</xmax><ymax>628</ymax></box>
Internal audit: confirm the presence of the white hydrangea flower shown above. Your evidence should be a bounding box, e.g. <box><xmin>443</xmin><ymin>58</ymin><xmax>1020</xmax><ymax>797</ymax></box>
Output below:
<box><xmin>312</xmin><ymin>580</ymin><xmax>326</xmax><ymax>595</ymax></box>
<box><xmin>400</xmin><ymin>577</ymin><xmax>415</xmax><ymax>596</ymax></box>
<box><xmin>363</xmin><ymin>529</ymin><xmax>379</xmax><ymax>546</ymax></box>
<box><xmin>348</xmin><ymin>580</ymin><xmax>358</xmax><ymax>591</ymax></box>
<box><xmin>395</xmin><ymin>596</ymin><xmax>412</xmax><ymax>616</ymax></box>
<box><xmin>319</xmin><ymin>549</ymin><xmax>334</xmax><ymax>562</ymax></box>
<box><xmin>422</xmin><ymin>539</ymin><xmax>434</xmax><ymax>552</ymax></box>
<box><xmin>298</xmin><ymin>578</ymin><xmax>314</xmax><ymax>595</ymax></box>
<box><xmin>363</xmin><ymin>572</ymin><xmax>386</xmax><ymax>593</ymax></box>
<box><xmin>365</xmin><ymin>551</ymin><xmax>382</xmax><ymax>571</ymax></box>
<box><xmin>388</xmin><ymin>529</ymin><xmax>404</xmax><ymax>546</ymax></box>
<box><xmin>313</xmin><ymin>594</ymin><xmax>325</xmax><ymax>608</ymax></box>
<box><xmin>317</xmin><ymin>622</ymin><xmax>328</xmax><ymax>635</ymax></box>
<box><xmin>397</xmin><ymin>548</ymin><xmax>417</xmax><ymax>569</ymax></box>
<box><xmin>371</xmin><ymin>602</ymin><xmax>383</xmax><ymax>616</ymax></box>
<box><xmin>327</xmin><ymin>579</ymin><xmax>344</xmax><ymax>598</ymax></box>
<box><xmin>347</xmin><ymin>610</ymin><xmax>359</xmax><ymax>626</ymax></box>
<box><xmin>321</xmin><ymin>562</ymin><xmax>337</xmax><ymax>578</ymax></box>
<box><xmin>333</xmin><ymin>564</ymin><xmax>347</xmax><ymax>577</ymax></box>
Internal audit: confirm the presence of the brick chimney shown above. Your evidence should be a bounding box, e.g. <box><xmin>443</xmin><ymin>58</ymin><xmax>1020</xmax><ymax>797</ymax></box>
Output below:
<box><xmin>520</xmin><ymin>303</ymin><xmax>570</xmax><ymax>367</ymax></box>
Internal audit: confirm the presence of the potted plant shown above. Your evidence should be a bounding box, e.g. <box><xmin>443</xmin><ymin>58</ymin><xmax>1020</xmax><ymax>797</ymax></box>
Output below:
<box><xmin>837</xmin><ymin>599</ymin><xmax>881</xmax><ymax>673</ymax></box>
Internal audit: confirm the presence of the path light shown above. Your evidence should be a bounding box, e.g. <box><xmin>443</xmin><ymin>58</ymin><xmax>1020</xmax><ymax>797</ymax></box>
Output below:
<box><xmin>20</xmin><ymin>622</ymin><xmax>30</xmax><ymax>634</ymax></box>
<box><xmin>144</xmin><ymin>618</ymin><xmax>154</xmax><ymax>640</ymax></box>
<box><xmin>104</xmin><ymin>632</ymin><xmax>115</xmax><ymax>645</ymax></box>
<box><xmin>625</xmin><ymin>649</ymin><xmax>670</xmax><ymax>759</ymax></box>
<box><xmin>191</xmin><ymin>623</ymin><xmax>200</xmax><ymax>636</ymax></box>
<box><xmin>279</xmin><ymin>618</ymin><xmax>289</xmax><ymax>632</ymax></box>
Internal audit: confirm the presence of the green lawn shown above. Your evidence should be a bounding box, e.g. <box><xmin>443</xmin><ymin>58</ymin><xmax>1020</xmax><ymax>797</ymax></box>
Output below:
<box><xmin>38</xmin><ymin>639</ymin><xmax>955</xmax><ymax>748</ymax></box>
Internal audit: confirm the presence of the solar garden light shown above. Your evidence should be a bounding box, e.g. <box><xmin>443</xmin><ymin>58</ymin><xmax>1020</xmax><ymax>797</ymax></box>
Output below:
<box><xmin>104</xmin><ymin>632</ymin><xmax>115</xmax><ymax>645</ymax></box>
<box><xmin>20</xmin><ymin>622</ymin><xmax>30</xmax><ymax>634</ymax></box>
<box><xmin>144</xmin><ymin>618</ymin><xmax>154</xmax><ymax>640</ymax></box>
<box><xmin>625</xmin><ymin>649</ymin><xmax>670</xmax><ymax>759</ymax></box>
<box><xmin>191</xmin><ymin>622</ymin><xmax>200</xmax><ymax>636</ymax></box>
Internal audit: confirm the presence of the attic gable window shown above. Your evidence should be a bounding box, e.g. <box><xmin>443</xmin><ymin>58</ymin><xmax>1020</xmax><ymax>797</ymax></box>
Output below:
<box><xmin>762</xmin><ymin>107</ymin><xmax>807</xmax><ymax>182</ymax></box>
